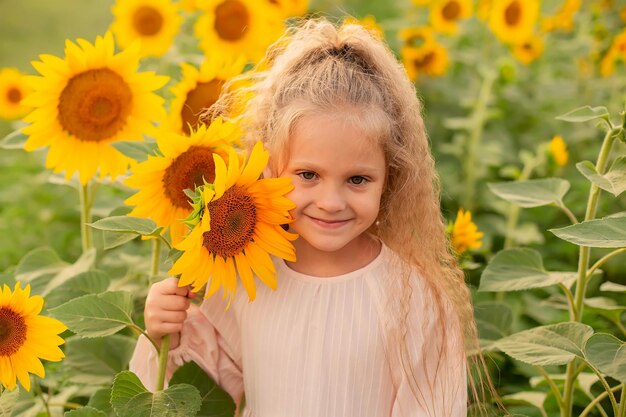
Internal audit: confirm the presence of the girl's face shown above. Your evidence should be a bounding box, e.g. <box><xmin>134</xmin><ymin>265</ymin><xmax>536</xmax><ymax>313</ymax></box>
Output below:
<box><xmin>281</xmin><ymin>112</ymin><xmax>386</xmax><ymax>263</ymax></box>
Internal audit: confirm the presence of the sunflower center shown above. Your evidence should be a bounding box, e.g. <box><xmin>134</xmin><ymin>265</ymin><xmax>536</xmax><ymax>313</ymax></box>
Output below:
<box><xmin>133</xmin><ymin>6</ymin><xmax>164</xmax><ymax>36</ymax></box>
<box><xmin>0</xmin><ymin>308</ymin><xmax>27</xmax><ymax>356</ymax></box>
<box><xmin>214</xmin><ymin>0</ymin><xmax>250</xmax><ymax>42</ymax></box>
<box><xmin>413</xmin><ymin>52</ymin><xmax>435</xmax><ymax>69</ymax></box>
<box><xmin>6</xmin><ymin>87</ymin><xmax>22</xmax><ymax>104</ymax></box>
<box><xmin>504</xmin><ymin>1</ymin><xmax>522</xmax><ymax>26</ymax></box>
<box><xmin>203</xmin><ymin>186</ymin><xmax>257</xmax><ymax>258</ymax></box>
<box><xmin>58</xmin><ymin>68</ymin><xmax>132</xmax><ymax>142</ymax></box>
<box><xmin>181</xmin><ymin>79</ymin><xmax>225</xmax><ymax>135</ymax></box>
<box><xmin>442</xmin><ymin>1</ymin><xmax>461</xmax><ymax>21</ymax></box>
<box><xmin>163</xmin><ymin>146</ymin><xmax>217</xmax><ymax>209</ymax></box>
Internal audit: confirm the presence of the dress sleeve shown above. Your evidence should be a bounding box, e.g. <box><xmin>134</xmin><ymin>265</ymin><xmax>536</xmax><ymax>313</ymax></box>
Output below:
<box><xmin>128</xmin><ymin>300</ymin><xmax>244</xmax><ymax>402</ymax></box>
<box><xmin>390</xmin><ymin>281</ymin><xmax>468</xmax><ymax>417</ymax></box>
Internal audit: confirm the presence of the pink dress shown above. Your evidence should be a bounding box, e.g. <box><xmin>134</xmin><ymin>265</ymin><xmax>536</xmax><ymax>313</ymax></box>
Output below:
<box><xmin>130</xmin><ymin>244</ymin><xmax>467</xmax><ymax>417</ymax></box>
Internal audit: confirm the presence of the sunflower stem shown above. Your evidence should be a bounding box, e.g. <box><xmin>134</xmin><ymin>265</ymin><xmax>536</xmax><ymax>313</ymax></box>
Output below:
<box><xmin>33</xmin><ymin>378</ymin><xmax>51</xmax><ymax>417</ymax></box>
<box><xmin>79</xmin><ymin>182</ymin><xmax>93</xmax><ymax>253</ymax></box>
<box><xmin>156</xmin><ymin>335</ymin><xmax>170</xmax><ymax>391</ymax></box>
<box><xmin>151</xmin><ymin>238</ymin><xmax>162</xmax><ymax>278</ymax></box>
<box><xmin>462</xmin><ymin>68</ymin><xmax>496</xmax><ymax>211</ymax></box>
<box><xmin>561</xmin><ymin>126</ymin><xmax>618</xmax><ymax>417</ymax></box>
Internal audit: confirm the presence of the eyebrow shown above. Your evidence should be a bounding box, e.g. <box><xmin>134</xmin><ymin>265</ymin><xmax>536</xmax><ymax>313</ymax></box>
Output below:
<box><xmin>288</xmin><ymin>160</ymin><xmax>385</xmax><ymax>175</ymax></box>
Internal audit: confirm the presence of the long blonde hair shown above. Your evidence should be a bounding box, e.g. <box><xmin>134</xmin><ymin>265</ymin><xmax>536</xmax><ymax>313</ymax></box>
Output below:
<box><xmin>207</xmin><ymin>17</ymin><xmax>496</xmax><ymax>414</ymax></box>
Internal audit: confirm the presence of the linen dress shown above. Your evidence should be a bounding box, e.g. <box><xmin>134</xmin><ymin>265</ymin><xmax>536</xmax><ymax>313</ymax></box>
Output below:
<box><xmin>129</xmin><ymin>244</ymin><xmax>467</xmax><ymax>417</ymax></box>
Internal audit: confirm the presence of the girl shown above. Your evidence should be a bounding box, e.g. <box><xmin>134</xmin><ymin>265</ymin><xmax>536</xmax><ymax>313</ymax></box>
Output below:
<box><xmin>131</xmin><ymin>18</ymin><xmax>489</xmax><ymax>417</ymax></box>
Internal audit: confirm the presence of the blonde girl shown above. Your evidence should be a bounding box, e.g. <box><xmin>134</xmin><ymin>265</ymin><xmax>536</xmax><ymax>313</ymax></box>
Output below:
<box><xmin>131</xmin><ymin>18</ymin><xmax>492</xmax><ymax>416</ymax></box>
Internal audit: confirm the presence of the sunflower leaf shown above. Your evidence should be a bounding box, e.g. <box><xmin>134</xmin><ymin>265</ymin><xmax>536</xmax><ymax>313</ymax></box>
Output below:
<box><xmin>495</xmin><ymin>322</ymin><xmax>594</xmax><ymax>366</ymax></box>
<box><xmin>584</xmin><ymin>333</ymin><xmax>626</xmax><ymax>383</ymax></box>
<box><xmin>64</xmin><ymin>406</ymin><xmax>107</xmax><ymax>417</ymax></box>
<box><xmin>487</xmin><ymin>178</ymin><xmax>570</xmax><ymax>208</ymax></box>
<box><xmin>0</xmin><ymin>129</ymin><xmax>28</xmax><ymax>149</ymax></box>
<box><xmin>48</xmin><ymin>291</ymin><xmax>135</xmax><ymax>338</ymax></box>
<box><xmin>550</xmin><ymin>216</ymin><xmax>626</xmax><ymax>247</ymax></box>
<box><xmin>88</xmin><ymin>216</ymin><xmax>163</xmax><ymax>237</ymax></box>
<box><xmin>576</xmin><ymin>157</ymin><xmax>626</xmax><ymax>197</ymax></box>
<box><xmin>64</xmin><ymin>335</ymin><xmax>136</xmax><ymax>385</ymax></box>
<box><xmin>110</xmin><ymin>371</ymin><xmax>202</xmax><ymax>417</ymax></box>
<box><xmin>478</xmin><ymin>248</ymin><xmax>576</xmax><ymax>292</ymax></box>
<box><xmin>111</xmin><ymin>140</ymin><xmax>160</xmax><ymax>162</ymax></box>
<box><xmin>169</xmin><ymin>361</ymin><xmax>236</xmax><ymax>417</ymax></box>
<box><xmin>556</xmin><ymin>105</ymin><xmax>609</xmax><ymax>123</ymax></box>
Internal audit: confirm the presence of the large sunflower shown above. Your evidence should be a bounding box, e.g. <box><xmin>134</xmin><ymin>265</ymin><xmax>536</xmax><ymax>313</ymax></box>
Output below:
<box><xmin>0</xmin><ymin>68</ymin><xmax>32</xmax><ymax>120</ymax></box>
<box><xmin>21</xmin><ymin>32</ymin><xmax>168</xmax><ymax>185</ymax></box>
<box><xmin>0</xmin><ymin>283</ymin><xmax>66</xmax><ymax>392</ymax></box>
<box><xmin>110</xmin><ymin>0</ymin><xmax>183</xmax><ymax>57</ymax></box>
<box><xmin>194</xmin><ymin>0</ymin><xmax>284</xmax><ymax>62</ymax></box>
<box><xmin>429</xmin><ymin>0</ymin><xmax>472</xmax><ymax>35</ymax></box>
<box><xmin>166</xmin><ymin>55</ymin><xmax>247</xmax><ymax>135</ymax></box>
<box><xmin>125</xmin><ymin>118</ymin><xmax>239</xmax><ymax>245</ymax></box>
<box><xmin>488</xmin><ymin>0</ymin><xmax>540</xmax><ymax>45</ymax></box>
<box><xmin>170</xmin><ymin>142</ymin><xmax>297</xmax><ymax>305</ymax></box>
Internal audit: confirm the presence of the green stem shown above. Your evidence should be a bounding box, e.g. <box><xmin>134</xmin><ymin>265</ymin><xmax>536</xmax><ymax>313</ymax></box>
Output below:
<box><xmin>79</xmin><ymin>182</ymin><xmax>93</xmax><ymax>253</ymax></box>
<box><xmin>462</xmin><ymin>69</ymin><xmax>496</xmax><ymax>211</ymax></box>
<box><xmin>129</xmin><ymin>323</ymin><xmax>160</xmax><ymax>352</ymax></box>
<box><xmin>579</xmin><ymin>385</ymin><xmax>620</xmax><ymax>417</ymax></box>
<box><xmin>590</xmin><ymin>366</ymin><xmax>620</xmax><ymax>416</ymax></box>
<box><xmin>503</xmin><ymin>153</ymin><xmax>538</xmax><ymax>249</ymax></box>
<box><xmin>156</xmin><ymin>335</ymin><xmax>170</xmax><ymax>391</ymax></box>
<box><xmin>562</xmin><ymin>127</ymin><xmax>618</xmax><ymax>417</ymax></box>
<box><xmin>555</xmin><ymin>201</ymin><xmax>579</xmax><ymax>225</ymax></box>
<box><xmin>33</xmin><ymin>379</ymin><xmax>51</xmax><ymax>417</ymax></box>
<box><xmin>47</xmin><ymin>402</ymin><xmax>83</xmax><ymax>410</ymax></box>
<box><xmin>587</xmin><ymin>248</ymin><xmax>626</xmax><ymax>279</ymax></box>
<box><xmin>151</xmin><ymin>238</ymin><xmax>162</xmax><ymax>278</ymax></box>
<box><xmin>537</xmin><ymin>366</ymin><xmax>564</xmax><ymax>407</ymax></box>
<box><xmin>619</xmin><ymin>384</ymin><xmax>626</xmax><ymax>417</ymax></box>
<box><xmin>558</xmin><ymin>283</ymin><xmax>577</xmax><ymax>321</ymax></box>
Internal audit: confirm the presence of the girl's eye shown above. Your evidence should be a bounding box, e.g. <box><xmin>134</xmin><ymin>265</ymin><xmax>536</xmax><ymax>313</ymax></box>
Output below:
<box><xmin>349</xmin><ymin>176</ymin><xmax>368</xmax><ymax>185</ymax></box>
<box><xmin>298</xmin><ymin>171</ymin><xmax>317</xmax><ymax>180</ymax></box>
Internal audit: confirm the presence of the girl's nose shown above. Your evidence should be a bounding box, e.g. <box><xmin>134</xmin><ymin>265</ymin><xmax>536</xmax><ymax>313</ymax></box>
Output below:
<box><xmin>315</xmin><ymin>183</ymin><xmax>346</xmax><ymax>212</ymax></box>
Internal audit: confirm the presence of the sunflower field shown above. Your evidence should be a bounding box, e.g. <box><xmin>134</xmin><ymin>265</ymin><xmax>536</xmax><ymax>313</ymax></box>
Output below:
<box><xmin>0</xmin><ymin>0</ymin><xmax>625</xmax><ymax>416</ymax></box>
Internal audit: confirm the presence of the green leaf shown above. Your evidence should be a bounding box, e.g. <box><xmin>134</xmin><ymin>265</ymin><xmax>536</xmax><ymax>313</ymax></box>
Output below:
<box><xmin>600</xmin><ymin>281</ymin><xmax>626</xmax><ymax>292</ymax></box>
<box><xmin>478</xmin><ymin>248</ymin><xmax>576</xmax><ymax>292</ymax></box>
<box><xmin>487</xmin><ymin>178</ymin><xmax>570</xmax><ymax>208</ymax></box>
<box><xmin>111</xmin><ymin>371</ymin><xmax>202</xmax><ymax>417</ymax></box>
<box><xmin>48</xmin><ymin>291</ymin><xmax>135</xmax><ymax>338</ymax></box>
<box><xmin>89</xmin><ymin>216</ymin><xmax>163</xmax><ymax>237</ymax></box>
<box><xmin>0</xmin><ymin>129</ymin><xmax>28</xmax><ymax>149</ymax></box>
<box><xmin>550</xmin><ymin>217</ymin><xmax>626</xmax><ymax>248</ymax></box>
<box><xmin>576</xmin><ymin>157</ymin><xmax>626</xmax><ymax>197</ymax></box>
<box><xmin>64</xmin><ymin>335</ymin><xmax>136</xmax><ymax>385</ymax></box>
<box><xmin>44</xmin><ymin>270</ymin><xmax>111</xmax><ymax>310</ymax></box>
<box><xmin>170</xmin><ymin>362</ymin><xmax>236</xmax><ymax>417</ymax></box>
<box><xmin>64</xmin><ymin>407</ymin><xmax>107</xmax><ymax>417</ymax></box>
<box><xmin>584</xmin><ymin>333</ymin><xmax>626</xmax><ymax>383</ymax></box>
<box><xmin>0</xmin><ymin>387</ymin><xmax>19</xmax><ymax>417</ymax></box>
<box><xmin>556</xmin><ymin>105</ymin><xmax>609</xmax><ymax>123</ymax></box>
<box><xmin>93</xmin><ymin>228</ymin><xmax>139</xmax><ymax>251</ymax></box>
<box><xmin>15</xmin><ymin>247</ymin><xmax>68</xmax><ymax>282</ymax></box>
<box><xmin>495</xmin><ymin>322</ymin><xmax>594</xmax><ymax>366</ymax></box>
<box><xmin>474</xmin><ymin>302</ymin><xmax>513</xmax><ymax>342</ymax></box>
<box><xmin>111</xmin><ymin>141</ymin><xmax>159</xmax><ymax>162</ymax></box>
<box><xmin>502</xmin><ymin>392</ymin><xmax>546</xmax><ymax>411</ymax></box>
<box><xmin>41</xmin><ymin>248</ymin><xmax>97</xmax><ymax>296</ymax></box>
<box><xmin>87</xmin><ymin>388</ymin><xmax>113</xmax><ymax>415</ymax></box>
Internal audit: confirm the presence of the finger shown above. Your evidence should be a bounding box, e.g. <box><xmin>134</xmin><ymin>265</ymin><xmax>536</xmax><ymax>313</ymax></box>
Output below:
<box><xmin>151</xmin><ymin>322</ymin><xmax>184</xmax><ymax>337</ymax></box>
<box><xmin>160</xmin><ymin>295</ymin><xmax>191</xmax><ymax>311</ymax></box>
<box><xmin>155</xmin><ymin>310</ymin><xmax>188</xmax><ymax>324</ymax></box>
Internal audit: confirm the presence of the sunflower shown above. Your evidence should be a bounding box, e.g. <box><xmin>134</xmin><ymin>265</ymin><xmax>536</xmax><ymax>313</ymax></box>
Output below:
<box><xmin>0</xmin><ymin>68</ymin><xmax>32</xmax><ymax>120</ymax></box>
<box><xmin>541</xmin><ymin>0</ymin><xmax>581</xmax><ymax>33</ymax></box>
<box><xmin>429</xmin><ymin>0</ymin><xmax>472</xmax><ymax>35</ymax></box>
<box><xmin>450</xmin><ymin>208</ymin><xmax>483</xmax><ymax>255</ymax></box>
<box><xmin>399</xmin><ymin>26</ymin><xmax>436</xmax><ymax>48</ymax></box>
<box><xmin>21</xmin><ymin>32</ymin><xmax>168</xmax><ymax>185</ymax></box>
<box><xmin>401</xmin><ymin>41</ymin><xmax>449</xmax><ymax>81</ymax></box>
<box><xmin>548</xmin><ymin>135</ymin><xmax>568</xmax><ymax>167</ymax></box>
<box><xmin>166</xmin><ymin>55</ymin><xmax>247</xmax><ymax>135</ymax></box>
<box><xmin>266</xmin><ymin>0</ymin><xmax>309</xmax><ymax>17</ymax></box>
<box><xmin>194</xmin><ymin>0</ymin><xmax>284</xmax><ymax>62</ymax></box>
<box><xmin>125</xmin><ymin>118</ymin><xmax>240</xmax><ymax>245</ymax></box>
<box><xmin>488</xmin><ymin>0</ymin><xmax>540</xmax><ymax>45</ymax></box>
<box><xmin>170</xmin><ymin>142</ymin><xmax>297</xmax><ymax>305</ymax></box>
<box><xmin>511</xmin><ymin>34</ymin><xmax>544</xmax><ymax>64</ymax></box>
<box><xmin>110</xmin><ymin>0</ymin><xmax>183</xmax><ymax>57</ymax></box>
<box><xmin>0</xmin><ymin>283</ymin><xmax>66</xmax><ymax>392</ymax></box>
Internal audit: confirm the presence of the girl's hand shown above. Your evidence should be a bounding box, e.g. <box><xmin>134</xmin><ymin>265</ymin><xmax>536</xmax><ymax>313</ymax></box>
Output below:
<box><xmin>144</xmin><ymin>277</ymin><xmax>197</xmax><ymax>350</ymax></box>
